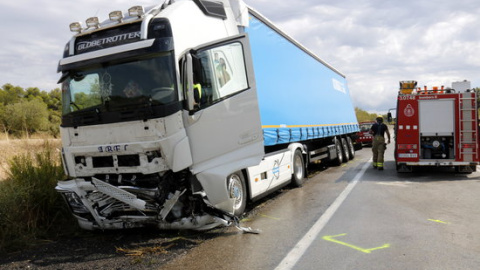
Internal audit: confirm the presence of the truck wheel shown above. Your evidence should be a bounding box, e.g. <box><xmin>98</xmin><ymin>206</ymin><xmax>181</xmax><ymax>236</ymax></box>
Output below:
<box><xmin>227</xmin><ymin>171</ymin><xmax>247</xmax><ymax>216</ymax></box>
<box><xmin>291</xmin><ymin>149</ymin><xmax>305</xmax><ymax>187</ymax></box>
<box><xmin>341</xmin><ymin>137</ymin><xmax>350</xmax><ymax>162</ymax></box>
<box><xmin>333</xmin><ymin>138</ymin><xmax>343</xmax><ymax>166</ymax></box>
<box><xmin>346</xmin><ymin>136</ymin><xmax>355</xmax><ymax>160</ymax></box>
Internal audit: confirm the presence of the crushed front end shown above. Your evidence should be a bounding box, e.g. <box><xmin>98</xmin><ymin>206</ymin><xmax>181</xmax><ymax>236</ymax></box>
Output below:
<box><xmin>56</xmin><ymin>118</ymin><xmax>232</xmax><ymax>231</ymax></box>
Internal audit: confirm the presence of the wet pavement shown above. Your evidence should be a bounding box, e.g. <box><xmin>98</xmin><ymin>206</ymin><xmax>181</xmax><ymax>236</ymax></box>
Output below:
<box><xmin>162</xmin><ymin>145</ymin><xmax>480</xmax><ymax>270</ymax></box>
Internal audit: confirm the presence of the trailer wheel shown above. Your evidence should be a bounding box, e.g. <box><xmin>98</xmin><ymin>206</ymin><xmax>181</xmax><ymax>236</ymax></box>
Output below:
<box><xmin>291</xmin><ymin>149</ymin><xmax>305</xmax><ymax>187</ymax></box>
<box><xmin>333</xmin><ymin>138</ymin><xmax>343</xmax><ymax>166</ymax></box>
<box><xmin>346</xmin><ymin>136</ymin><xmax>355</xmax><ymax>160</ymax></box>
<box><xmin>227</xmin><ymin>171</ymin><xmax>247</xmax><ymax>216</ymax></box>
<box><xmin>341</xmin><ymin>137</ymin><xmax>350</xmax><ymax>162</ymax></box>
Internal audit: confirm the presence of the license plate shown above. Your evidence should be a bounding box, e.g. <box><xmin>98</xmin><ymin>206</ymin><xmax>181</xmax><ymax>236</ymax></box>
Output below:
<box><xmin>398</xmin><ymin>153</ymin><xmax>417</xmax><ymax>158</ymax></box>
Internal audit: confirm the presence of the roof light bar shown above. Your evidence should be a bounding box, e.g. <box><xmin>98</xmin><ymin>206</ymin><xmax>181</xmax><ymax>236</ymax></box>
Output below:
<box><xmin>86</xmin><ymin>17</ymin><xmax>100</xmax><ymax>29</ymax></box>
<box><xmin>69</xmin><ymin>22</ymin><xmax>82</xmax><ymax>33</ymax></box>
<box><xmin>109</xmin><ymin>10</ymin><xmax>124</xmax><ymax>22</ymax></box>
<box><xmin>128</xmin><ymin>6</ymin><xmax>145</xmax><ymax>17</ymax></box>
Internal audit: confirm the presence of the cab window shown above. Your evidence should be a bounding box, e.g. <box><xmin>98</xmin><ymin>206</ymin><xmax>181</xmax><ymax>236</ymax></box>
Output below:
<box><xmin>193</xmin><ymin>42</ymin><xmax>249</xmax><ymax>107</ymax></box>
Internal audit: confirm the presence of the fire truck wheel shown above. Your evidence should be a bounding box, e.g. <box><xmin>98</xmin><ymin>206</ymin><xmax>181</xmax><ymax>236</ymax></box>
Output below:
<box><xmin>346</xmin><ymin>136</ymin><xmax>355</xmax><ymax>160</ymax></box>
<box><xmin>291</xmin><ymin>149</ymin><xmax>305</xmax><ymax>187</ymax></box>
<box><xmin>227</xmin><ymin>171</ymin><xmax>247</xmax><ymax>216</ymax></box>
<box><xmin>341</xmin><ymin>137</ymin><xmax>350</xmax><ymax>162</ymax></box>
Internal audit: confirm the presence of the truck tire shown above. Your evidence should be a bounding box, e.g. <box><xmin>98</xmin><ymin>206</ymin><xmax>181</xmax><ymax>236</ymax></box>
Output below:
<box><xmin>291</xmin><ymin>149</ymin><xmax>305</xmax><ymax>187</ymax></box>
<box><xmin>346</xmin><ymin>136</ymin><xmax>355</xmax><ymax>160</ymax></box>
<box><xmin>341</xmin><ymin>137</ymin><xmax>350</xmax><ymax>162</ymax></box>
<box><xmin>332</xmin><ymin>138</ymin><xmax>344</xmax><ymax>166</ymax></box>
<box><xmin>227</xmin><ymin>171</ymin><xmax>247</xmax><ymax>216</ymax></box>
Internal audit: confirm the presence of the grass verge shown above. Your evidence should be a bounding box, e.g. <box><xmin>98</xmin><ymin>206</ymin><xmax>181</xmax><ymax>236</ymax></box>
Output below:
<box><xmin>0</xmin><ymin>142</ymin><xmax>78</xmax><ymax>253</ymax></box>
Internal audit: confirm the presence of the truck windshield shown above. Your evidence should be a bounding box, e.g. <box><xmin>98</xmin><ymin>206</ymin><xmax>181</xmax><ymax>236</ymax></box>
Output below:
<box><xmin>61</xmin><ymin>53</ymin><xmax>177</xmax><ymax>116</ymax></box>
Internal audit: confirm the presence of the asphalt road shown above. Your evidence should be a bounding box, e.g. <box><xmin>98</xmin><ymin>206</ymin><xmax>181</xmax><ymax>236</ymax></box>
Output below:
<box><xmin>162</xmin><ymin>144</ymin><xmax>480</xmax><ymax>270</ymax></box>
<box><xmin>2</xmin><ymin>142</ymin><xmax>479</xmax><ymax>269</ymax></box>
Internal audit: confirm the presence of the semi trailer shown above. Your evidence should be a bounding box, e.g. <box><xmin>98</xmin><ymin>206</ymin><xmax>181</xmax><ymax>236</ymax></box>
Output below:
<box><xmin>55</xmin><ymin>0</ymin><xmax>359</xmax><ymax>231</ymax></box>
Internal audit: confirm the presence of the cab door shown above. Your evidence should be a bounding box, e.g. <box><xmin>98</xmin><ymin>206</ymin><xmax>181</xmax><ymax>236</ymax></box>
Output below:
<box><xmin>181</xmin><ymin>34</ymin><xmax>264</xmax><ymax>175</ymax></box>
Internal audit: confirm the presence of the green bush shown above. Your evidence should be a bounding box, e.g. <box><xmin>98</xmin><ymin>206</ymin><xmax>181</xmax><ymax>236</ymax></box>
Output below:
<box><xmin>0</xmin><ymin>144</ymin><xmax>77</xmax><ymax>253</ymax></box>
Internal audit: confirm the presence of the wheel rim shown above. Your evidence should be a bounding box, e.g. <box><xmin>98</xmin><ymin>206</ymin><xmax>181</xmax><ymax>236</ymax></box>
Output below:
<box><xmin>228</xmin><ymin>174</ymin><xmax>244</xmax><ymax>211</ymax></box>
<box><xmin>294</xmin><ymin>153</ymin><xmax>304</xmax><ymax>180</ymax></box>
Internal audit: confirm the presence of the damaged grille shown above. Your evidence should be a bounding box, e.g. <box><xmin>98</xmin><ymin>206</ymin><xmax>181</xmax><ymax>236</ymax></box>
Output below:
<box><xmin>118</xmin><ymin>155</ymin><xmax>141</xmax><ymax>167</ymax></box>
<box><xmin>89</xmin><ymin>155</ymin><xmax>140</xmax><ymax>168</ymax></box>
<box><xmin>72</xmin><ymin>150</ymin><xmax>164</xmax><ymax>175</ymax></box>
<box><xmin>92</xmin><ymin>156</ymin><xmax>114</xmax><ymax>167</ymax></box>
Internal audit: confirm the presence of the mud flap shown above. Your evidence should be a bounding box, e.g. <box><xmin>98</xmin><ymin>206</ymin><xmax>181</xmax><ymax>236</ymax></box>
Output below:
<box><xmin>455</xmin><ymin>165</ymin><xmax>474</xmax><ymax>173</ymax></box>
<box><xmin>396</xmin><ymin>163</ymin><xmax>412</xmax><ymax>173</ymax></box>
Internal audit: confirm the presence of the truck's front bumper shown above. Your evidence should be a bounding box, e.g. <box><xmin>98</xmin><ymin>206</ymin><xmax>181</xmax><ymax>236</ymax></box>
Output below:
<box><xmin>56</xmin><ymin>178</ymin><xmax>229</xmax><ymax>231</ymax></box>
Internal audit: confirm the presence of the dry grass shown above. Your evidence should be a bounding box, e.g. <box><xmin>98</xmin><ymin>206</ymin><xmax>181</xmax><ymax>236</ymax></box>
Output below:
<box><xmin>0</xmin><ymin>139</ymin><xmax>61</xmax><ymax>181</ymax></box>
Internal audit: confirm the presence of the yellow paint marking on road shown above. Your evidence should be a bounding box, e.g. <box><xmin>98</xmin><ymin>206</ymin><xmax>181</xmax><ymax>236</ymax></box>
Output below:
<box><xmin>428</xmin><ymin>219</ymin><xmax>449</xmax><ymax>224</ymax></box>
<box><xmin>322</xmin><ymin>233</ymin><xmax>390</xmax><ymax>254</ymax></box>
<box><xmin>260</xmin><ymin>214</ymin><xmax>281</xmax><ymax>220</ymax></box>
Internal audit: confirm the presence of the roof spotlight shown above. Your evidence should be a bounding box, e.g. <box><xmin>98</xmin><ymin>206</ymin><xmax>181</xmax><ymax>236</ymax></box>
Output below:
<box><xmin>69</xmin><ymin>22</ymin><xmax>82</xmax><ymax>33</ymax></box>
<box><xmin>86</xmin><ymin>17</ymin><xmax>100</xmax><ymax>29</ymax></box>
<box><xmin>109</xmin><ymin>10</ymin><xmax>124</xmax><ymax>22</ymax></box>
<box><xmin>128</xmin><ymin>6</ymin><xmax>145</xmax><ymax>17</ymax></box>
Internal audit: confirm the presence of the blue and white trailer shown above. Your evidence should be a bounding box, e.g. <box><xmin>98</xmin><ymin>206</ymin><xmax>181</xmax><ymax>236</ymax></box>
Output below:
<box><xmin>55</xmin><ymin>0</ymin><xmax>359</xmax><ymax>231</ymax></box>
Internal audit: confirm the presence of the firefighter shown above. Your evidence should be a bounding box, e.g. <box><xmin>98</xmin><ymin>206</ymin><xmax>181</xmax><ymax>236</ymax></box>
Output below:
<box><xmin>370</xmin><ymin>116</ymin><xmax>391</xmax><ymax>170</ymax></box>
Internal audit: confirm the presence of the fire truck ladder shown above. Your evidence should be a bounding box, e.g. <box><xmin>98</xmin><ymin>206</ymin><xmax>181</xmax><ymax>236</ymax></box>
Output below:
<box><xmin>459</xmin><ymin>92</ymin><xmax>478</xmax><ymax>162</ymax></box>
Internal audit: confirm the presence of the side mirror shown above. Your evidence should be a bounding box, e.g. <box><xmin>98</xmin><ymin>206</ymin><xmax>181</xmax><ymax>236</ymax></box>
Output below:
<box><xmin>387</xmin><ymin>112</ymin><xmax>392</xmax><ymax>123</ymax></box>
<box><xmin>181</xmin><ymin>53</ymin><xmax>195</xmax><ymax>112</ymax></box>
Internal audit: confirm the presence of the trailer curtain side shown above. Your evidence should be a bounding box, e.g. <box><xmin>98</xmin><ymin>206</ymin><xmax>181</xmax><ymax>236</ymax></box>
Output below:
<box><xmin>245</xmin><ymin>11</ymin><xmax>359</xmax><ymax>146</ymax></box>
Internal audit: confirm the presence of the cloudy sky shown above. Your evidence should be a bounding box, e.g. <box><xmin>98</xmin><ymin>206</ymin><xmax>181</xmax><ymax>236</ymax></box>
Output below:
<box><xmin>1</xmin><ymin>0</ymin><xmax>479</xmax><ymax>113</ymax></box>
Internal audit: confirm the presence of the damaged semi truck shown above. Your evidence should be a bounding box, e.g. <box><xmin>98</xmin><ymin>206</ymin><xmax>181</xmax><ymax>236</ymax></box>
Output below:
<box><xmin>56</xmin><ymin>0</ymin><xmax>359</xmax><ymax>231</ymax></box>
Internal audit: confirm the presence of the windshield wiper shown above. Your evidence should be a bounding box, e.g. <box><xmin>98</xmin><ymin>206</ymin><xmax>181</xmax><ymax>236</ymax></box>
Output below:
<box><xmin>70</xmin><ymin>102</ymin><xmax>81</xmax><ymax>111</ymax></box>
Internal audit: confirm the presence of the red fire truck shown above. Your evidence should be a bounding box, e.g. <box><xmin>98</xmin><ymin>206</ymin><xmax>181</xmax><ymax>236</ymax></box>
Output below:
<box><xmin>356</xmin><ymin>121</ymin><xmax>375</xmax><ymax>147</ymax></box>
<box><xmin>392</xmin><ymin>80</ymin><xmax>480</xmax><ymax>173</ymax></box>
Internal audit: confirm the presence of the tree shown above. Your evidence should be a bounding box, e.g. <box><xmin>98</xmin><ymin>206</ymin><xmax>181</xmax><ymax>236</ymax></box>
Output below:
<box><xmin>0</xmin><ymin>84</ymin><xmax>25</xmax><ymax>105</ymax></box>
<box><xmin>0</xmin><ymin>103</ymin><xmax>8</xmax><ymax>140</ymax></box>
<box><xmin>355</xmin><ymin>107</ymin><xmax>380</xmax><ymax>122</ymax></box>
<box><xmin>46</xmin><ymin>88</ymin><xmax>62</xmax><ymax>111</ymax></box>
<box><xmin>3</xmin><ymin>99</ymin><xmax>49</xmax><ymax>137</ymax></box>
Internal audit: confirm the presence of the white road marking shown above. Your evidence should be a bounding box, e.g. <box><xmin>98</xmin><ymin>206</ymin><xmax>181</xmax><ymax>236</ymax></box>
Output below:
<box><xmin>275</xmin><ymin>159</ymin><xmax>371</xmax><ymax>270</ymax></box>
<box><xmin>375</xmin><ymin>181</ymin><xmax>412</xmax><ymax>187</ymax></box>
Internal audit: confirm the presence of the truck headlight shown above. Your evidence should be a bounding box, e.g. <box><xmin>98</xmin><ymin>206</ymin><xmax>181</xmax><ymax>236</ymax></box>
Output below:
<box><xmin>62</xmin><ymin>192</ymin><xmax>89</xmax><ymax>214</ymax></box>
